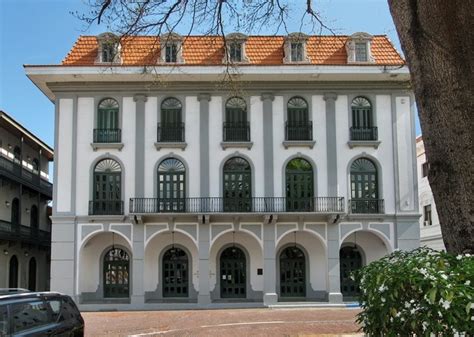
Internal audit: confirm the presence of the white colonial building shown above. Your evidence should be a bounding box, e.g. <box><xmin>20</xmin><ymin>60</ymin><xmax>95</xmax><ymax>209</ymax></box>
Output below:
<box><xmin>416</xmin><ymin>136</ymin><xmax>444</xmax><ymax>250</ymax></box>
<box><xmin>25</xmin><ymin>32</ymin><xmax>420</xmax><ymax>310</ymax></box>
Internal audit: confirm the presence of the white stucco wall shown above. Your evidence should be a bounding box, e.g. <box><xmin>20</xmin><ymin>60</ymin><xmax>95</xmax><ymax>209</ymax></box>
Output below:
<box><xmin>57</xmin><ymin>98</ymin><xmax>73</xmax><ymax>212</ymax></box>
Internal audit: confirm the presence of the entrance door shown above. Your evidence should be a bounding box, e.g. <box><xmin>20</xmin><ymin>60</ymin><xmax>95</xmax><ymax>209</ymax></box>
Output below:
<box><xmin>280</xmin><ymin>246</ymin><xmax>305</xmax><ymax>297</ymax></box>
<box><xmin>103</xmin><ymin>248</ymin><xmax>130</xmax><ymax>298</ymax></box>
<box><xmin>220</xmin><ymin>247</ymin><xmax>246</xmax><ymax>298</ymax></box>
<box><xmin>28</xmin><ymin>257</ymin><xmax>37</xmax><ymax>291</ymax></box>
<box><xmin>162</xmin><ymin>247</ymin><xmax>189</xmax><ymax>297</ymax></box>
<box><xmin>340</xmin><ymin>246</ymin><xmax>362</xmax><ymax>297</ymax></box>
<box><xmin>9</xmin><ymin>255</ymin><xmax>19</xmax><ymax>288</ymax></box>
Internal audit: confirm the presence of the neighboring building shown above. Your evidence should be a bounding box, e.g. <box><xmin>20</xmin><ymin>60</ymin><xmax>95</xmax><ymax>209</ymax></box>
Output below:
<box><xmin>416</xmin><ymin>136</ymin><xmax>445</xmax><ymax>250</ymax></box>
<box><xmin>0</xmin><ymin>110</ymin><xmax>54</xmax><ymax>291</ymax></box>
<box><xmin>25</xmin><ymin>31</ymin><xmax>419</xmax><ymax>310</ymax></box>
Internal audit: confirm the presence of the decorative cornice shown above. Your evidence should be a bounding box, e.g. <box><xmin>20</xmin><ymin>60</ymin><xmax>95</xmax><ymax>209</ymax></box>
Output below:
<box><xmin>133</xmin><ymin>94</ymin><xmax>148</xmax><ymax>102</ymax></box>
<box><xmin>197</xmin><ymin>93</ymin><xmax>211</xmax><ymax>102</ymax></box>
<box><xmin>323</xmin><ymin>93</ymin><xmax>338</xmax><ymax>101</ymax></box>
<box><xmin>260</xmin><ymin>93</ymin><xmax>275</xmax><ymax>102</ymax></box>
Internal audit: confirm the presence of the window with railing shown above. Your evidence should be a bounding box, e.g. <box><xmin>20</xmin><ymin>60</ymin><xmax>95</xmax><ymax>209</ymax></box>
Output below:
<box><xmin>223</xmin><ymin>157</ymin><xmax>252</xmax><ymax>212</ymax></box>
<box><xmin>350</xmin><ymin>158</ymin><xmax>383</xmax><ymax>214</ymax></box>
<box><xmin>350</xmin><ymin>97</ymin><xmax>377</xmax><ymax>141</ymax></box>
<box><xmin>95</xmin><ymin>98</ymin><xmax>121</xmax><ymax>143</ymax></box>
<box><xmin>90</xmin><ymin>159</ymin><xmax>123</xmax><ymax>215</ymax></box>
<box><xmin>158</xmin><ymin>97</ymin><xmax>184</xmax><ymax>142</ymax></box>
<box><xmin>158</xmin><ymin>158</ymin><xmax>186</xmax><ymax>212</ymax></box>
<box><xmin>286</xmin><ymin>96</ymin><xmax>312</xmax><ymax>141</ymax></box>
<box><xmin>224</xmin><ymin>97</ymin><xmax>249</xmax><ymax>142</ymax></box>
<box><xmin>286</xmin><ymin>158</ymin><xmax>314</xmax><ymax>211</ymax></box>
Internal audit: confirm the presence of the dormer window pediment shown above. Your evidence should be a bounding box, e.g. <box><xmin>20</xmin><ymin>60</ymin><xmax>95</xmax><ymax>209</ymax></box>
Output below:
<box><xmin>223</xmin><ymin>32</ymin><xmax>249</xmax><ymax>64</ymax></box>
<box><xmin>346</xmin><ymin>32</ymin><xmax>375</xmax><ymax>64</ymax></box>
<box><xmin>96</xmin><ymin>32</ymin><xmax>121</xmax><ymax>64</ymax></box>
<box><xmin>284</xmin><ymin>33</ymin><xmax>310</xmax><ymax>64</ymax></box>
<box><xmin>160</xmin><ymin>32</ymin><xmax>184</xmax><ymax>64</ymax></box>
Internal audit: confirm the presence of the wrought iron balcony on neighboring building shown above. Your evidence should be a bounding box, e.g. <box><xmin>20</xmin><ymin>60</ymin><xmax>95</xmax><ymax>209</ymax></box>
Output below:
<box><xmin>157</xmin><ymin>123</ymin><xmax>185</xmax><ymax>142</ymax></box>
<box><xmin>349</xmin><ymin>199</ymin><xmax>384</xmax><ymax>214</ymax></box>
<box><xmin>88</xmin><ymin>200</ymin><xmax>124</xmax><ymax>215</ymax></box>
<box><xmin>0</xmin><ymin>220</ymin><xmax>51</xmax><ymax>247</ymax></box>
<box><xmin>129</xmin><ymin>197</ymin><xmax>345</xmax><ymax>214</ymax></box>
<box><xmin>350</xmin><ymin>127</ymin><xmax>378</xmax><ymax>141</ymax></box>
<box><xmin>285</xmin><ymin>121</ymin><xmax>313</xmax><ymax>141</ymax></box>
<box><xmin>0</xmin><ymin>155</ymin><xmax>52</xmax><ymax>197</ymax></box>
<box><xmin>223</xmin><ymin>122</ymin><xmax>250</xmax><ymax>142</ymax></box>
<box><xmin>93</xmin><ymin>128</ymin><xmax>122</xmax><ymax>143</ymax></box>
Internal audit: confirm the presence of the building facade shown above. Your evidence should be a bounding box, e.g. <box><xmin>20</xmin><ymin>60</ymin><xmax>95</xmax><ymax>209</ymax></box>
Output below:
<box><xmin>26</xmin><ymin>32</ymin><xmax>420</xmax><ymax>310</ymax></box>
<box><xmin>0</xmin><ymin>110</ymin><xmax>54</xmax><ymax>291</ymax></box>
<box><xmin>416</xmin><ymin>136</ymin><xmax>445</xmax><ymax>250</ymax></box>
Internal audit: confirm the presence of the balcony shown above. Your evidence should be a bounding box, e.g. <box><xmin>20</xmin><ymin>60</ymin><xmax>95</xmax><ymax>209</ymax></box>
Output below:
<box><xmin>0</xmin><ymin>220</ymin><xmax>50</xmax><ymax>247</ymax></box>
<box><xmin>223</xmin><ymin>122</ymin><xmax>250</xmax><ymax>142</ymax></box>
<box><xmin>157</xmin><ymin>123</ymin><xmax>185</xmax><ymax>142</ymax></box>
<box><xmin>93</xmin><ymin>128</ymin><xmax>122</xmax><ymax>143</ymax></box>
<box><xmin>349</xmin><ymin>199</ymin><xmax>384</xmax><ymax>214</ymax></box>
<box><xmin>0</xmin><ymin>155</ymin><xmax>52</xmax><ymax>197</ymax></box>
<box><xmin>129</xmin><ymin>197</ymin><xmax>345</xmax><ymax>214</ymax></box>
<box><xmin>88</xmin><ymin>200</ymin><xmax>124</xmax><ymax>216</ymax></box>
<box><xmin>350</xmin><ymin>127</ymin><xmax>378</xmax><ymax>141</ymax></box>
<box><xmin>285</xmin><ymin>121</ymin><xmax>313</xmax><ymax>141</ymax></box>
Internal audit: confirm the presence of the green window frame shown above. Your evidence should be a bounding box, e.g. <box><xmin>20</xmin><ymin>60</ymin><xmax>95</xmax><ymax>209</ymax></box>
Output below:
<box><xmin>223</xmin><ymin>157</ymin><xmax>252</xmax><ymax>212</ymax></box>
<box><xmin>98</xmin><ymin>98</ymin><xmax>119</xmax><ymax>130</ymax></box>
<box><xmin>158</xmin><ymin>158</ymin><xmax>186</xmax><ymax>212</ymax></box>
<box><xmin>350</xmin><ymin>158</ymin><xmax>379</xmax><ymax>213</ymax></box>
<box><xmin>280</xmin><ymin>246</ymin><xmax>305</xmax><ymax>297</ymax></box>
<box><xmin>93</xmin><ymin>159</ymin><xmax>122</xmax><ymax>214</ymax></box>
<box><xmin>103</xmin><ymin>247</ymin><xmax>130</xmax><ymax>298</ymax></box>
<box><xmin>340</xmin><ymin>246</ymin><xmax>362</xmax><ymax>297</ymax></box>
<box><xmin>165</xmin><ymin>43</ymin><xmax>178</xmax><ymax>62</ymax></box>
<box><xmin>11</xmin><ymin>198</ymin><xmax>20</xmax><ymax>225</ymax></box>
<box><xmin>287</xmin><ymin>97</ymin><xmax>309</xmax><ymax>124</ymax></box>
<box><xmin>351</xmin><ymin>97</ymin><xmax>373</xmax><ymax>129</ymax></box>
<box><xmin>162</xmin><ymin>247</ymin><xmax>189</xmax><ymax>297</ymax></box>
<box><xmin>220</xmin><ymin>247</ymin><xmax>246</xmax><ymax>298</ymax></box>
<box><xmin>225</xmin><ymin>97</ymin><xmax>247</xmax><ymax>123</ymax></box>
<box><xmin>355</xmin><ymin>42</ymin><xmax>368</xmax><ymax>62</ymax></box>
<box><xmin>285</xmin><ymin>158</ymin><xmax>314</xmax><ymax>211</ymax></box>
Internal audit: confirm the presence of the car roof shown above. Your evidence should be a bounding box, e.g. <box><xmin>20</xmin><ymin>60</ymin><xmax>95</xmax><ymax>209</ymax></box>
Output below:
<box><xmin>0</xmin><ymin>291</ymin><xmax>67</xmax><ymax>303</ymax></box>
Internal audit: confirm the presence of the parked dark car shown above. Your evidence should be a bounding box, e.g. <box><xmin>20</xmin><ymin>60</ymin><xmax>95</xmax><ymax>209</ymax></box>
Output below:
<box><xmin>0</xmin><ymin>291</ymin><xmax>84</xmax><ymax>336</ymax></box>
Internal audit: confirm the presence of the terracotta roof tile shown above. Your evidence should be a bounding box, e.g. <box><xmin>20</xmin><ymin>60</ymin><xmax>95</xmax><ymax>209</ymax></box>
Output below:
<box><xmin>62</xmin><ymin>35</ymin><xmax>404</xmax><ymax>66</ymax></box>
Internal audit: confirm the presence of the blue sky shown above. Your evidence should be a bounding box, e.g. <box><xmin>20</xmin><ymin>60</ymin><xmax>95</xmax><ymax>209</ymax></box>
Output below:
<box><xmin>0</xmin><ymin>0</ymin><xmax>420</xmax><ymax>149</ymax></box>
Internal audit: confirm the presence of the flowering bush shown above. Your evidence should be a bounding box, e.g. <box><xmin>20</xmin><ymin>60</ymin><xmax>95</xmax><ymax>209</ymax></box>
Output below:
<box><xmin>355</xmin><ymin>247</ymin><xmax>474</xmax><ymax>336</ymax></box>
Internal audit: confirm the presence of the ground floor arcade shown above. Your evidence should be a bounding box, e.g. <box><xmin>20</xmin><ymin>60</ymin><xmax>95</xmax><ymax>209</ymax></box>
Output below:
<box><xmin>51</xmin><ymin>214</ymin><xmax>419</xmax><ymax>310</ymax></box>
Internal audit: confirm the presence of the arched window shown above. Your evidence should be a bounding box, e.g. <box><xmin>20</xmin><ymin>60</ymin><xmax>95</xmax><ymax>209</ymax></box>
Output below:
<box><xmin>162</xmin><ymin>247</ymin><xmax>189</xmax><ymax>297</ymax></box>
<box><xmin>96</xmin><ymin>98</ymin><xmax>120</xmax><ymax>143</ymax></box>
<box><xmin>11</xmin><ymin>198</ymin><xmax>20</xmax><ymax>225</ymax></box>
<box><xmin>92</xmin><ymin>159</ymin><xmax>122</xmax><ymax>215</ymax></box>
<box><xmin>350</xmin><ymin>158</ymin><xmax>380</xmax><ymax>213</ymax></box>
<box><xmin>223</xmin><ymin>157</ymin><xmax>252</xmax><ymax>212</ymax></box>
<box><xmin>285</xmin><ymin>158</ymin><xmax>314</xmax><ymax>211</ymax></box>
<box><xmin>351</xmin><ymin>97</ymin><xmax>377</xmax><ymax>140</ymax></box>
<box><xmin>103</xmin><ymin>247</ymin><xmax>130</xmax><ymax>298</ymax></box>
<box><xmin>280</xmin><ymin>246</ymin><xmax>305</xmax><ymax>297</ymax></box>
<box><xmin>287</xmin><ymin>97</ymin><xmax>312</xmax><ymax>140</ymax></box>
<box><xmin>159</xmin><ymin>98</ymin><xmax>184</xmax><ymax>142</ymax></box>
<box><xmin>32</xmin><ymin>158</ymin><xmax>40</xmax><ymax>174</ymax></box>
<box><xmin>220</xmin><ymin>246</ymin><xmax>246</xmax><ymax>298</ymax></box>
<box><xmin>224</xmin><ymin>97</ymin><xmax>249</xmax><ymax>141</ymax></box>
<box><xmin>340</xmin><ymin>246</ymin><xmax>362</xmax><ymax>297</ymax></box>
<box><xmin>30</xmin><ymin>205</ymin><xmax>38</xmax><ymax>230</ymax></box>
<box><xmin>28</xmin><ymin>257</ymin><xmax>37</xmax><ymax>291</ymax></box>
<box><xmin>158</xmin><ymin>158</ymin><xmax>186</xmax><ymax>212</ymax></box>
<box><xmin>13</xmin><ymin>146</ymin><xmax>21</xmax><ymax>164</ymax></box>
<box><xmin>9</xmin><ymin>255</ymin><xmax>19</xmax><ymax>288</ymax></box>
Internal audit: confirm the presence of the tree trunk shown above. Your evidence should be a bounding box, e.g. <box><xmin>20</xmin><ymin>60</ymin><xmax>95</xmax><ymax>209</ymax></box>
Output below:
<box><xmin>387</xmin><ymin>0</ymin><xmax>473</xmax><ymax>254</ymax></box>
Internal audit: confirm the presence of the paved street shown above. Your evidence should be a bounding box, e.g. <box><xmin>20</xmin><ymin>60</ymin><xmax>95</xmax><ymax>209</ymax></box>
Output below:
<box><xmin>83</xmin><ymin>308</ymin><xmax>361</xmax><ymax>336</ymax></box>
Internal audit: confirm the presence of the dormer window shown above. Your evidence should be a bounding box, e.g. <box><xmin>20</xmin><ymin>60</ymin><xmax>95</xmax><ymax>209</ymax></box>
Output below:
<box><xmin>284</xmin><ymin>33</ymin><xmax>310</xmax><ymax>64</ymax></box>
<box><xmin>97</xmin><ymin>32</ymin><xmax>121</xmax><ymax>64</ymax></box>
<box><xmin>346</xmin><ymin>32</ymin><xmax>374</xmax><ymax>64</ymax></box>
<box><xmin>160</xmin><ymin>33</ymin><xmax>184</xmax><ymax>64</ymax></box>
<box><xmin>224</xmin><ymin>33</ymin><xmax>249</xmax><ymax>63</ymax></box>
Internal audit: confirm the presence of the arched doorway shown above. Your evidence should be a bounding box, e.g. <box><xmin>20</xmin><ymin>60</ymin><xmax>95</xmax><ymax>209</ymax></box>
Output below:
<box><xmin>158</xmin><ymin>158</ymin><xmax>186</xmax><ymax>212</ymax></box>
<box><xmin>9</xmin><ymin>255</ymin><xmax>19</xmax><ymax>288</ymax></box>
<box><xmin>339</xmin><ymin>246</ymin><xmax>363</xmax><ymax>297</ymax></box>
<box><xmin>162</xmin><ymin>247</ymin><xmax>189</xmax><ymax>297</ymax></box>
<box><xmin>280</xmin><ymin>246</ymin><xmax>306</xmax><ymax>298</ymax></box>
<box><xmin>103</xmin><ymin>247</ymin><xmax>130</xmax><ymax>298</ymax></box>
<box><xmin>223</xmin><ymin>157</ymin><xmax>252</xmax><ymax>212</ymax></box>
<box><xmin>93</xmin><ymin>158</ymin><xmax>122</xmax><ymax>215</ymax></box>
<box><xmin>220</xmin><ymin>246</ymin><xmax>246</xmax><ymax>298</ymax></box>
<box><xmin>28</xmin><ymin>257</ymin><xmax>37</xmax><ymax>291</ymax></box>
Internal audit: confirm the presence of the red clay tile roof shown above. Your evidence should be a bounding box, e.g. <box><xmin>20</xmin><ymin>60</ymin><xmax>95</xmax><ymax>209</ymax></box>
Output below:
<box><xmin>62</xmin><ymin>35</ymin><xmax>404</xmax><ymax>66</ymax></box>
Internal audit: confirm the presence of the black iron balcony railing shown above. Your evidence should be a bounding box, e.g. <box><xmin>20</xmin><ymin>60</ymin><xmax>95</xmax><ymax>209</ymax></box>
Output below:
<box><xmin>130</xmin><ymin>197</ymin><xmax>345</xmax><ymax>214</ymax></box>
<box><xmin>349</xmin><ymin>199</ymin><xmax>384</xmax><ymax>214</ymax></box>
<box><xmin>0</xmin><ymin>155</ymin><xmax>52</xmax><ymax>197</ymax></box>
<box><xmin>157</xmin><ymin>123</ymin><xmax>185</xmax><ymax>142</ymax></box>
<box><xmin>285</xmin><ymin>121</ymin><xmax>313</xmax><ymax>141</ymax></box>
<box><xmin>88</xmin><ymin>200</ymin><xmax>124</xmax><ymax>215</ymax></box>
<box><xmin>350</xmin><ymin>127</ymin><xmax>378</xmax><ymax>141</ymax></box>
<box><xmin>93</xmin><ymin>128</ymin><xmax>122</xmax><ymax>143</ymax></box>
<box><xmin>223</xmin><ymin>122</ymin><xmax>250</xmax><ymax>142</ymax></box>
<box><xmin>0</xmin><ymin>220</ymin><xmax>51</xmax><ymax>247</ymax></box>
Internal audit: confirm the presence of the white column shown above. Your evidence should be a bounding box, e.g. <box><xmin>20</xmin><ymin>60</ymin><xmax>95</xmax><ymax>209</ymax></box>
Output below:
<box><xmin>131</xmin><ymin>223</ymin><xmax>145</xmax><ymax>305</ymax></box>
<box><xmin>327</xmin><ymin>224</ymin><xmax>343</xmax><ymax>303</ymax></box>
<box><xmin>198</xmin><ymin>219</ymin><xmax>211</xmax><ymax>305</ymax></box>
<box><xmin>263</xmin><ymin>216</ymin><xmax>278</xmax><ymax>305</ymax></box>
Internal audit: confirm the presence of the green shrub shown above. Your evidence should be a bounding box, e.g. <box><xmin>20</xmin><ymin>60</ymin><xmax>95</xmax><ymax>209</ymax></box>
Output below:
<box><xmin>355</xmin><ymin>247</ymin><xmax>474</xmax><ymax>336</ymax></box>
